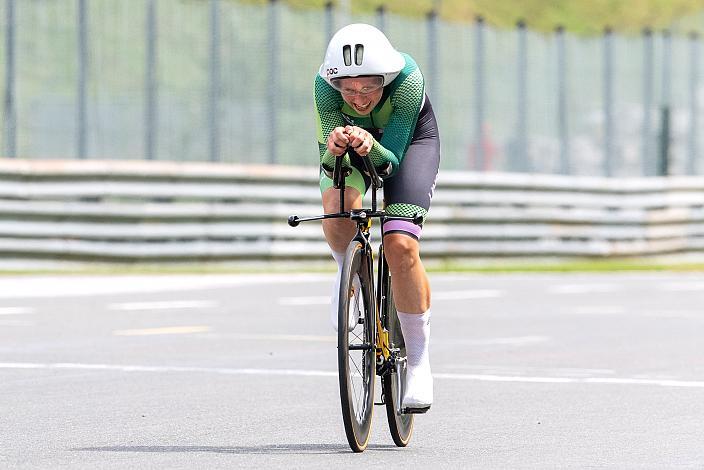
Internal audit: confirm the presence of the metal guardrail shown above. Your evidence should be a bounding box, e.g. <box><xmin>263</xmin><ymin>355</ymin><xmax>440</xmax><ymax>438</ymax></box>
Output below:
<box><xmin>1</xmin><ymin>159</ymin><xmax>703</xmax><ymax>262</ymax></box>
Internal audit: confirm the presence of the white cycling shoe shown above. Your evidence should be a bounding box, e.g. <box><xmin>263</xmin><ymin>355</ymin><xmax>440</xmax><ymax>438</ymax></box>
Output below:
<box><xmin>330</xmin><ymin>272</ymin><xmax>361</xmax><ymax>332</ymax></box>
<box><xmin>402</xmin><ymin>364</ymin><xmax>433</xmax><ymax>413</ymax></box>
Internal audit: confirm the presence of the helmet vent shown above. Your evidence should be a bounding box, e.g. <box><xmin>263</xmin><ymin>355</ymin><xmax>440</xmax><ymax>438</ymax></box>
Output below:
<box><xmin>354</xmin><ymin>44</ymin><xmax>364</xmax><ymax>65</ymax></box>
<box><xmin>342</xmin><ymin>45</ymin><xmax>352</xmax><ymax>66</ymax></box>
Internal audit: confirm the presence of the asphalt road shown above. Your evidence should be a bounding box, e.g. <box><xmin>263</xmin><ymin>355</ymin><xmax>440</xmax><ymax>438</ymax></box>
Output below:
<box><xmin>1</xmin><ymin>272</ymin><xmax>703</xmax><ymax>469</ymax></box>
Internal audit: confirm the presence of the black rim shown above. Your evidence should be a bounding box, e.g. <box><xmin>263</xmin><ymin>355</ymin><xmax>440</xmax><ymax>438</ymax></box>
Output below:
<box><xmin>338</xmin><ymin>242</ymin><xmax>375</xmax><ymax>452</ymax></box>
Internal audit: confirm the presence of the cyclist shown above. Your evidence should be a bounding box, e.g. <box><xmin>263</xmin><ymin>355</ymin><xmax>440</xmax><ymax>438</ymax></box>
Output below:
<box><xmin>315</xmin><ymin>23</ymin><xmax>440</xmax><ymax>412</ymax></box>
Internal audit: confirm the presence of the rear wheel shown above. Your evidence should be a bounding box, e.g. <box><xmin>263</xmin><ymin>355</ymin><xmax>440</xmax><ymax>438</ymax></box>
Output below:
<box><xmin>338</xmin><ymin>240</ymin><xmax>375</xmax><ymax>453</ymax></box>
<box><xmin>380</xmin><ymin>250</ymin><xmax>414</xmax><ymax>447</ymax></box>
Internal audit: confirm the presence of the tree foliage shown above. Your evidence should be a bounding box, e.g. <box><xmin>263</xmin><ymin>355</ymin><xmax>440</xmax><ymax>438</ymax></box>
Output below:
<box><xmin>237</xmin><ymin>0</ymin><xmax>704</xmax><ymax>34</ymax></box>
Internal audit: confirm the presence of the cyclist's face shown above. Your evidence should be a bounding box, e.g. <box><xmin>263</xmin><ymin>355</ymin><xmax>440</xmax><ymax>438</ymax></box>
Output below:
<box><xmin>336</xmin><ymin>77</ymin><xmax>384</xmax><ymax>116</ymax></box>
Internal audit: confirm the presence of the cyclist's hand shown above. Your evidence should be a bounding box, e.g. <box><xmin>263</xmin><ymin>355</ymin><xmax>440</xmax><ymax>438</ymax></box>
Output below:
<box><xmin>327</xmin><ymin>127</ymin><xmax>349</xmax><ymax>156</ymax></box>
<box><xmin>345</xmin><ymin>126</ymin><xmax>373</xmax><ymax>156</ymax></box>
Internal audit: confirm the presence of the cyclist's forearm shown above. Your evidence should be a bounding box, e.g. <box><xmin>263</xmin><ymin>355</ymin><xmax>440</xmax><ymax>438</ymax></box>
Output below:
<box><xmin>367</xmin><ymin>141</ymin><xmax>400</xmax><ymax>172</ymax></box>
<box><xmin>320</xmin><ymin>146</ymin><xmax>350</xmax><ymax>169</ymax></box>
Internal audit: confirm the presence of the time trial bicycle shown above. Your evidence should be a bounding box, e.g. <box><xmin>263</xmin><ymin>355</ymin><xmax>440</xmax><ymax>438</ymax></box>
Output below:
<box><xmin>288</xmin><ymin>153</ymin><xmax>423</xmax><ymax>452</ymax></box>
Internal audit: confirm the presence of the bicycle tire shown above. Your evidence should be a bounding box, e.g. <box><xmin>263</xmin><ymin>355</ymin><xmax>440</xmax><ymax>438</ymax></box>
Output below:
<box><xmin>380</xmin><ymin>250</ymin><xmax>414</xmax><ymax>447</ymax></box>
<box><xmin>338</xmin><ymin>240</ymin><xmax>376</xmax><ymax>453</ymax></box>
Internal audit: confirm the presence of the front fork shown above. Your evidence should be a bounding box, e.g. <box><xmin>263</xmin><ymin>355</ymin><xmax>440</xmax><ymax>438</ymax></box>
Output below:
<box><xmin>375</xmin><ymin>243</ymin><xmax>391</xmax><ymax>368</ymax></box>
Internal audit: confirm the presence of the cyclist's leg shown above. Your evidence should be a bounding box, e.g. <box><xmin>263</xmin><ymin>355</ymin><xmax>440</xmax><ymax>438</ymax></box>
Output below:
<box><xmin>382</xmin><ymin>103</ymin><xmax>440</xmax><ymax>410</ymax></box>
<box><xmin>384</xmin><ymin>233</ymin><xmax>432</xmax><ymax>411</ymax></box>
<box><xmin>320</xmin><ymin>163</ymin><xmax>369</xmax><ymax>331</ymax></box>
<box><xmin>321</xmin><ymin>186</ymin><xmax>362</xmax><ymax>254</ymax></box>
<box><xmin>384</xmin><ymin>228</ymin><xmax>433</xmax><ymax>411</ymax></box>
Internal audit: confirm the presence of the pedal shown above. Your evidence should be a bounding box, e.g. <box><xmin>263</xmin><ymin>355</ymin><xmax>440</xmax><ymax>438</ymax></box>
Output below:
<box><xmin>402</xmin><ymin>406</ymin><xmax>431</xmax><ymax>414</ymax></box>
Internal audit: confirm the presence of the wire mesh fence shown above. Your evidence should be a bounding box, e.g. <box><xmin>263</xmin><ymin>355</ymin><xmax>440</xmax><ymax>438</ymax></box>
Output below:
<box><xmin>1</xmin><ymin>0</ymin><xmax>702</xmax><ymax>176</ymax></box>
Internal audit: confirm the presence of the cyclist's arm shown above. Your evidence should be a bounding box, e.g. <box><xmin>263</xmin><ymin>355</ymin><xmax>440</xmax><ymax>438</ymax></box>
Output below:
<box><xmin>367</xmin><ymin>65</ymin><xmax>425</xmax><ymax>175</ymax></box>
<box><xmin>314</xmin><ymin>75</ymin><xmax>350</xmax><ymax>170</ymax></box>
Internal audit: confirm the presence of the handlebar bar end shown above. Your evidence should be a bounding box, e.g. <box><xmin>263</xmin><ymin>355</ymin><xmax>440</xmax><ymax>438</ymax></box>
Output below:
<box><xmin>288</xmin><ymin>215</ymin><xmax>300</xmax><ymax>227</ymax></box>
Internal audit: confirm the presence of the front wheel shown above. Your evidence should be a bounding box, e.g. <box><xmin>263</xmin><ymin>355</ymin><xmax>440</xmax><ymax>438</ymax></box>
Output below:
<box><xmin>338</xmin><ymin>240</ymin><xmax>376</xmax><ymax>452</ymax></box>
<box><xmin>380</xmin><ymin>249</ymin><xmax>414</xmax><ymax>446</ymax></box>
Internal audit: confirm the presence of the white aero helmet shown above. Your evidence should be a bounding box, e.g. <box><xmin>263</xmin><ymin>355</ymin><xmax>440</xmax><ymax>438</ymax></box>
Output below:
<box><xmin>320</xmin><ymin>23</ymin><xmax>405</xmax><ymax>90</ymax></box>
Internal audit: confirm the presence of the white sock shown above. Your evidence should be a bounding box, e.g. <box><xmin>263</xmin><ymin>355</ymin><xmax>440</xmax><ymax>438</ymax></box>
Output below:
<box><xmin>331</xmin><ymin>251</ymin><xmax>345</xmax><ymax>308</ymax></box>
<box><xmin>331</xmin><ymin>250</ymin><xmax>345</xmax><ymax>271</ymax></box>
<box><xmin>397</xmin><ymin>310</ymin><xmax>431</xmax><ymax>369</ymax></box>
<box><xmin>330</xmin><ymin>250</ymin><xmax>347</xmax><ymax>331</ymax></box>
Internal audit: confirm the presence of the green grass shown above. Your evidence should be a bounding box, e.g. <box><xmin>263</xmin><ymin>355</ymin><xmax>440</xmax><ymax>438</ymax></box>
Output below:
<box><xmin>2</xmin><ymin>257</ymin><xmax>704</xmax><ymax>276</ymax></box>
<box><xmin>240</xmin><ymin>0</ymin><xmax>704</xmax><ymax>34</ymax></box>
<box><xmin>427</xmin><ymin>258</ymin><xmax>704</xmax><ymax>273</ymax></box>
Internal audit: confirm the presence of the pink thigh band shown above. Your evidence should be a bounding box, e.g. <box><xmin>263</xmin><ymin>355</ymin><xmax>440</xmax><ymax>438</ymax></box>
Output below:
<box><xmin>382</xmin><ymin>219</ymin><xmax>422</xmax><ymax>239</ymax></box>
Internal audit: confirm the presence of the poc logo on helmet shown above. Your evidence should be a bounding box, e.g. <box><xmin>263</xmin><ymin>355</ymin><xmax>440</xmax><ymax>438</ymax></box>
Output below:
<box><xmin>326</xmin><ymin>67</ymin><xmax>338</xmax><ymax>77</ymax></box>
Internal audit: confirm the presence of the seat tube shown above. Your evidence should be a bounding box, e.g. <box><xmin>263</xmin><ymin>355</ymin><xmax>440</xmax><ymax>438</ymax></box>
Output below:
<box><xmin>377</xmin><ymin>243</ymin><xmax>389</xmax><ymax>321</ymax></box>
<box><xmin>339</xmin><ymin>182</ymin><xmax>345</xmax><ymax>212</ymax></box>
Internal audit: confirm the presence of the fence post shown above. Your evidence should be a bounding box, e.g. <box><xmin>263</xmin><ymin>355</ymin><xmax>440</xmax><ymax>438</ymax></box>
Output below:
<box><xmin>145</xmin><ymin>0</ymin><xmax>157</xmax><ymax>160</ymax></box>
<box><xmin>642</xmin><ymin>27</ymin><xmax>654</xmax><ymax>176</ymax></box>
<box><xmin>515</xmin><ymin>19</ymin><xmax>528</xmax><ymax>172</ymax></box>
<box><xmin>3</xmin><ymin>0</ymin><xmax>16</xmax><ymax>158</ymax></box>
<box><xmin>268</xmin><ymin>0</ymin><xmax>279</xmax><ymax>164</ymax></box>
<box><xmin>376</xmin><ymin>5</ymin><xmax>385</xmax><ymax>33</ymax></box>
<box><xmin>658</xmin><ymin>107</ymin><xmax>671</xmax><ymax>176</ymax></box>
<box><xmin>77</xmin><ymin>0</ymin><xmax>88</xmax><ymax>159</ymax></box>
<box><xmin>208</xmin><ymin>0</ymin><xmax>221</xmax><ymax>162</ymax></box>
<box><xmin>661</xmin><ymin>30</ymin><xmax>672</xmax><ymax>112</ymax></box>
<box><xmin>658</xmin><ymin>30</ymin><xmax>672</xmax><ymax>176</ymax></box>
<box><xmin>473</xmin><ymin>16</ymin><xmax>485</xmax><ymax>171</ymax></box>
<box><xmin>687</xmin><ymin>32</ymin><xmax>700</xmax><ymax>175</ymax></box>
<box><xmin>427</xmin><ymin>9</ymin><xmax>439</xmax><ymax>105</ymax></box>
<box><xmin>338</xmin><ymin>0</ymin><xmax>350</xmax><ymax>24</ymax></box>
<box><xmin>556</xmin><ymin>25</ymin><xmax>569</xmax><ymax>174</ymax></box>
<box><xmin>325</xmin><ymin>2</ymin><xmax>334</xmax><ymax>40</ymax></box>
<box><xmin>603</xmin><ymin>26</ymin><xmax>614</xmax><ymax>177</ymax></box>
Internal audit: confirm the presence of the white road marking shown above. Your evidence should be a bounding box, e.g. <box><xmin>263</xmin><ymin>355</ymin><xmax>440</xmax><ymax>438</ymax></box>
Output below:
<box><xmin>278</xmin><ymin>296</ymin><xmax>330</xmax><ymax>306</ymax></box>
<box><xmin>430</xmin><ymin>373</ymin><xmax>704</xmax><ymax>388</ymax></box>
<box><xmin>564</xmin><ymin>307</ymin><xmax>701</xmax><ymax>320</ymax></box>
<box><xmin>548</xmin><ymin>284</ymin><xmax>618</xmax><ymax>294</ymax></box>
<box><xmin>227</xmin><ymin>333</ymin><xmax>335</xmax><ymax>342</ymax></box>
<box><xmin>433</xmin><ymin>290</ymin><xmax>504</xmax><ymax>300</ymax></box>
<box><xmin>2</xmin><ymin>273</ymin><xmax>704</xmax><ymax>300</ymax></box>
<box><xmin>0</xmin><ymin>274</ymin><xmax>331</xmax><ymax>299</ymax></box>
<box><xmin>278</xmin><ymin>289</ymin><xmax>505</xmax><ymax>306</ymax></box>
<box><xmin>0</xmin><ymin>307</ymin><xmax>34</xmax><ymax>315</ymax></box>
<box><xmin>0</xmin><ymin>320</ymin><xmax>35</xmax><ymax>326</ymax></box>
<box><xmin>442</xmin><ymin>336</ymin><xmax>549</xmax><ymax>346</ymax></box>
<box><xmin>444</xmin><ymin>365</ymin><xmax>617</xmax><ymax>377</ymax></box>
<box><xmin>108</xmin><ymin>300</ymin><xmax>217</xmax><ymax>311</ymax></box>
<box><xmin>0</xmin><ymin>362</ymin><xmax>336</xmax><ymax>377</ymax></box>
<box><xmin>113</xmin><ymin>326</ymin><xmax>211</xmax><ymax>336</ymax></box>
<box><xmin>568</xmin><ymin>306</ymin><xmax>627</xmax><ymax>315</ymax></box>
<box><xmin>1</xmin><ymin>362</ymin><xmax>703</xmax><ymax>388</ymax></box>
<box><xmin>642</xmin><ymin>310</ymin><xmax>703</xmax><ymax>320</ymax></box>
<box><xmin>660</xmin><ymin>282</ymin><xmax>704</xmax><ymax>292</ymax></box>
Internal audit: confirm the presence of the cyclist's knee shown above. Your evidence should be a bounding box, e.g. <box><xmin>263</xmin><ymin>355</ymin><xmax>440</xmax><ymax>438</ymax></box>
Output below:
<box><xmin>384</xmin><ymin>233</ymin><xmax>420</xmax><ymax>271</ymax></box>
